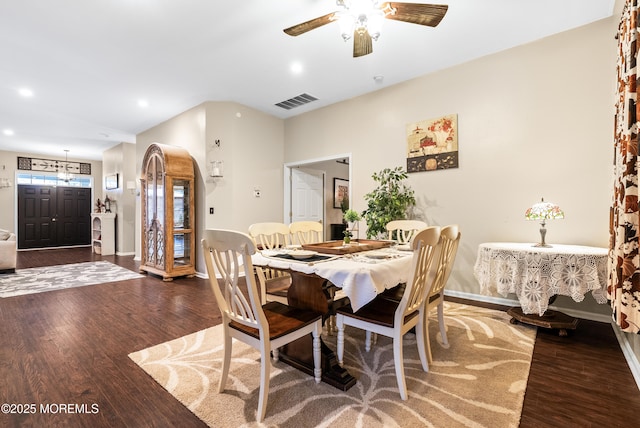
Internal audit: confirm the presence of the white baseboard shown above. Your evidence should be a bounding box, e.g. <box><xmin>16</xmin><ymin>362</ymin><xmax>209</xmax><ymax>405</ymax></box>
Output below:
<box><xmin>444</xmin><ymin>290</ymin><xmax>611</xmax><ymax>323</ymax></box>
<box><xmin>115</xmin><ymin>251</ymin><xmax>135</xmax><ymax>256</ymax></box>
<box><xmin>612</xmin><ymin>324</ymin><xmax>640</xmax><ymax>392</ymax></box>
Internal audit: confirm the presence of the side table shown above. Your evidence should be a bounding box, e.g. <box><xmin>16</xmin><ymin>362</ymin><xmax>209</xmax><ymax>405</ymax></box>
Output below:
<box><xmin>473</xmin><ymin>242</ymin><xmax>608</xmax><ymax>335</ymax></box>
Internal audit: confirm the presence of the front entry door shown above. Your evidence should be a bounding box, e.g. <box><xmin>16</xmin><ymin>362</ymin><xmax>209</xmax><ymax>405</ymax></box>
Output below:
<box><xmin>18</xmin><ymin>185</ymin><xmax>91</xmax><ymax>249</ymax></box>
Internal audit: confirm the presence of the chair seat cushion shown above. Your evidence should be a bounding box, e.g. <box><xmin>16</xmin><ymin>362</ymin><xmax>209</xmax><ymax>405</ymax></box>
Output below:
<box><xmin>230</xmin><ymin>301</ymin><xmax>322</xmax><ymax>341</ymax></box>
<box><xmin>336</xmin><ymin>296</ymin><xmax>418</xmax><ymax>328</ymax></box>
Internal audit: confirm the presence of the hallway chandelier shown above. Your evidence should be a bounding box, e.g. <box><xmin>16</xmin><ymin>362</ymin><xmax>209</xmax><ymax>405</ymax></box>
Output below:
<box><xmin>58</xmin><ymin>149</ymin><xmax>75</xmax><ymax>182</ymax></box>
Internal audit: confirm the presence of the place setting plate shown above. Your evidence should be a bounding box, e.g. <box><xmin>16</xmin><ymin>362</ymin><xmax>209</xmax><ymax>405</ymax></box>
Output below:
<box><xmin>290</xmin><ymin>250</ymin><xmax>318</xmax><ymax>260</ymax></box>
<box><xmin>363</xmin><ymin>251</ymin><xmax>391</xmax><ymax>259</ymax></box>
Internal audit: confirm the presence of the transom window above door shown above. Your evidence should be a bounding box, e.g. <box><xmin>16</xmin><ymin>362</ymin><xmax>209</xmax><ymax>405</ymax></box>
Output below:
<box><xmin>16</xmin><ymin>173</ymin><xmax>93</xmax><ymax>188</ymax></box>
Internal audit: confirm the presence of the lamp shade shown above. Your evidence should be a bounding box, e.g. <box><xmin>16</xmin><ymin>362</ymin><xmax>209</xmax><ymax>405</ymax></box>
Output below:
<box><xmin>525</xmin><ymin>198</ymin><xmax>564</xmax><ymax>221</ymax></box>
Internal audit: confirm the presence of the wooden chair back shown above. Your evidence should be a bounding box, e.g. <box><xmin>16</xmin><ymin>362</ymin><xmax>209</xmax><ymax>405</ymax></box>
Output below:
<box><xmin>289</xmin><ymin>221</ymin><xmax>323</xmax><ymax>245</ymax></box>
<box><xmin>248</xmin><ymin>222</ymin><xmax>292</xmax><ymax>304</ymax></box>
<box><xmin>202</xmin><ymin>229</ymin><xmax>266</xmax><ymax>331</ymax></box>
<box><xmin>428</xmin><ymin>224</ymin><xmax>461</xmax><ymax>300</ymax></box>
<box><xmin>397</xmin><ymin>226</ymin><xmax>441</xmax><ymax>323</ymax></box>
<box><xmin>386</xmin><ymin>219</ymin><xmax>428</xmax><ymax>244</ymax></box>
<box><xmin>248</xmin><ymin>222</ymin><xmax>291</xmax><ymax>249</ymax></box>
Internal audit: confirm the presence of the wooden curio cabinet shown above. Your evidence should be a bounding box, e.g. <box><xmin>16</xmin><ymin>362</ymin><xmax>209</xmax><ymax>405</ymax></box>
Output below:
<box><xmin>140</xmin><ymin>143</ymin><xmax>195</xmax><ymax>281</ymax></box>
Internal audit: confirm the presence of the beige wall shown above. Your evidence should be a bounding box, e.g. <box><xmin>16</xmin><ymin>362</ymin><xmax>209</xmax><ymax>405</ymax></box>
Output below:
<box><xmin>136</xmin><ymin>101</ymin><xmax>284</xmax><ymax>273</ymax></box>
<box><xmin>102</xmin><ymin>143</ymin><xmax>137</xmax><ymax>255</ymax></box>
<box><xmin>284</xmin><ymin>17</ymin><xmax>616</xmax><ymax>318</ymax></box>
<box><xmin>203</xmin><ymin>102</ymin><xmax>285</xmax><ymax>231</ymax></box>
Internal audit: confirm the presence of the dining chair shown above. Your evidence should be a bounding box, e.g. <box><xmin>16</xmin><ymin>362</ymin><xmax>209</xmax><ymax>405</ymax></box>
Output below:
<box><xmin>289</xmin><ymin>220</ymin><xmax>346</xmax><ymax>335</ymax></box>
<box><xmin>377</xmin><ymin>219</ymin><xmax>427</xmax><ymax>304</ymax></box>
<box><xmin>423</xmin><ymin>224</ymin><xmax>460</xmax><ymax>363</ymax></box>
<box><xmin>248</xmin><ymin>222</ymin><xmax>292</xmax><ymax>304</ymax></box>
<box><xmin>289</xmin><ymin>220</ymin><xmax>323</xmax><ymax>245</ymax></box>
<box><xmin>386</xmin><ymin>219</ymin><xmax>428</xmax><ymax>244</ymax></box>
<box><xmin>336</xmin><ymin>226</ymin><xmax>441</xmax><ymax>400</ymax></box>
<box><xmin>379</xmin><ymin>224</ymin><xmax>461</xmax><ymax>362</ymax></box>
<box><xmin>248</xmin><ymin>222</ymin><xmax>292</xmax><ymax>249</ymax></box>
<box><xmin>202</xmin><ymin>229</ymin><xmax>322</xmax><ymax>423</ymax></box>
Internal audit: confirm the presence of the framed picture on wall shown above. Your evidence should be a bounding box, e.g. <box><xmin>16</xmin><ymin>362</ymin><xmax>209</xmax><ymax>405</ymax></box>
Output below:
<box><xmin>333</xmin><ymin>178</ymin><xmax>349</xmax><ymax>209</ymax></box>
<box><xmin>105</xmin><ymin>173</ymin><xmax>119</xmax><ymax>190</ymax></box>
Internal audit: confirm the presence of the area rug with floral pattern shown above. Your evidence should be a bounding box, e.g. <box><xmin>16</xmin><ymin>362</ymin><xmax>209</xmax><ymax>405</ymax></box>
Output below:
<box><xmin>0</xmin><ymin>261</ymin><xmax>143</xmax><ymax>298</ymax></box>
<box><xmin>129</xmin><ymin>302</ymin><xmax>536</xmax><ymax>428</ymax></box>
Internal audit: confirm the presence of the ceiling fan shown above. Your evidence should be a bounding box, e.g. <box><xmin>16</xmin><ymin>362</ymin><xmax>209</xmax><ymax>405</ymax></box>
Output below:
<box><xmin>283</xmin><ymin>1</ymin><xmax>448</xmax><ymax>58</ymax></box>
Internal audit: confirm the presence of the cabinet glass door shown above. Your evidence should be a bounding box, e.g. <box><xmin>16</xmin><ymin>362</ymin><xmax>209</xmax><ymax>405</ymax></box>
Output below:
<box><xmin>173</xmin><ymin>179</ymin><xmax>190</xmax><ymax>267</ymax></box>
<box><xmin>145</xmin><ymin>155</ymin><xmax>165</xmax><ymax>268</ymax></box>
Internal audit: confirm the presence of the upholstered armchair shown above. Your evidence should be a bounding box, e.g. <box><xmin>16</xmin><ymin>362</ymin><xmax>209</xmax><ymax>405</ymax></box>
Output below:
<box><xmin>0</xmin><ymin>230</ymin><xmax>17</xmax><ymax>273</ymax></box>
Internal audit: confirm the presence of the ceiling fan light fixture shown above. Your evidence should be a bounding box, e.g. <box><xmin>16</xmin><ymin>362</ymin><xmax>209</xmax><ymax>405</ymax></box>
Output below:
<box><xmin>338</xmin><ymin>12</ymin><xmax>355</xmax><ymax>40</ymax></box>
<box><xmin>284</xmin><ymin>1</ymin><xmax>448</xmax><ymax>58</ymax></box>
<box><xmin>338</xmin><ymin>1</ymin><xmax>386</xmax><ymax>43</ymax></box>
<box><xmin>367</xmin><ymin>10</ymin><xmax>385</xmax><ymax>40</ymax></box>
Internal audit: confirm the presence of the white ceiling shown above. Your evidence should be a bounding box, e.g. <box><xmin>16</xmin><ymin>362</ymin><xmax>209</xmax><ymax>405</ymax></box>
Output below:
<box><xmin>0</xmin><ymin>0</ymin><xmax>614</xmax><ymax>161</ymax></box>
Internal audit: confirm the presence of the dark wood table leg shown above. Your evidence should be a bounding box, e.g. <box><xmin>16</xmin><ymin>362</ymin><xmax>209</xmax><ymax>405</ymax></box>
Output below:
<box><xmin>277</xmin><ymin>271</ymin><xmax>357</xmax><ymax>391</ymax></box>
<box><xmin>507</xmin><ymin>306</ymin><xmax>579</xmax><ymax>336</ymax></box>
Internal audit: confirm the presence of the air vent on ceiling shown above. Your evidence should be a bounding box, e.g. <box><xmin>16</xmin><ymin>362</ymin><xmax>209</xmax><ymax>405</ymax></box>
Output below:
<box><xmin>275</xmin><ymin>93</ymin><xmax>318</xmax><ymax>110</ymax></box>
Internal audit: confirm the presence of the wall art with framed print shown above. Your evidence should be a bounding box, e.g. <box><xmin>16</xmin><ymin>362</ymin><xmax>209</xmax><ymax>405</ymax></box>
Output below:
<box><xmin>105</xmin><ymin>173</ymin><xmax>119</xmax><ymax>190</ymax></box>
<box><xmin>333</xmin><ymin>178</ymin><xmax>349</xmax><ymax>209</ymax></box>
<box><xmin>406</xmin><ymin>113</ymin><xmax>458</xmax><ymax>173</ymax></box>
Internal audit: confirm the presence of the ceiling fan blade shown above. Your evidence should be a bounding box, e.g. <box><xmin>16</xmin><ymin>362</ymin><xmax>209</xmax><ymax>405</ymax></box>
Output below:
<box><xmin>284</xmin><ymin>12</ymin><xmax>337</xmax><ymax>36</ymax></box>
<box><xmin>353</xmin><ymin>30</ymin><xmax>373</xmax><ymax>58</ymax></box>
<box><xmin>382</xmin><ymin>3</ymin><xmax>448</xmax><ymax>27</ymax></box>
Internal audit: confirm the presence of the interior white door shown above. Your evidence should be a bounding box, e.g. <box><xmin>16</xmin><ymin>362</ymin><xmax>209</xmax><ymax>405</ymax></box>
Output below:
<box><xmin>290</xmin><ymin>168</ymin><xmax>324</xmax><ymax>224</ymax></box>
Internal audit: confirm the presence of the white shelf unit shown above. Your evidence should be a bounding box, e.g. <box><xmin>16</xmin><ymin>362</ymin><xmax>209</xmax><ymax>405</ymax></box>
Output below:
<box><xmin>91</xmin><ymin>213</ymin><xmax>116</xmax><ymax>256</ymax></box>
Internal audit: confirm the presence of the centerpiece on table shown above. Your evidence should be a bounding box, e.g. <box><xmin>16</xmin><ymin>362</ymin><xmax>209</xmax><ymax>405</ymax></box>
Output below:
<box><xmin>343</xmin><ymin>209</ymin><xmax>361</xmax><ymax>244</ymax></box>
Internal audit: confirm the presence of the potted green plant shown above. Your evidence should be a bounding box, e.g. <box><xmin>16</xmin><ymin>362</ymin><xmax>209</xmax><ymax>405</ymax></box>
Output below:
<box><xmin>361</xmin><ymin>167</ymin><xmax>416</xmax><ymax>239</ymax></box>
<box><xmin>343</xmin><ymin>209</ymin><xmax>361</xmax><ymax>244</ymax></box>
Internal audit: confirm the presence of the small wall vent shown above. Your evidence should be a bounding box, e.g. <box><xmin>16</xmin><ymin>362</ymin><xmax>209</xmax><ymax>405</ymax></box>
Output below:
<box><xmin>275</xmin><ymin>93</ymin><xmax>318</xmax><ymax>110</ymax></box>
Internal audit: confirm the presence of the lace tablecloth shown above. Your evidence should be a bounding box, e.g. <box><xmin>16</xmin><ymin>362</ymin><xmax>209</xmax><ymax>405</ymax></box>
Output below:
<box><xmin>473</xmin><ymin>242</ymin><xmax>609</xmax><ymax>315</ymax></box>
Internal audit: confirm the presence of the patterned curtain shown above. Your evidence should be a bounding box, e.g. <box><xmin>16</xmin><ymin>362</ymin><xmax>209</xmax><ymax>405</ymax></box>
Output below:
<box><xmin>610</xmin><ymin>0</ymin><xmax>640</xmax><ymax>334</ymax></box>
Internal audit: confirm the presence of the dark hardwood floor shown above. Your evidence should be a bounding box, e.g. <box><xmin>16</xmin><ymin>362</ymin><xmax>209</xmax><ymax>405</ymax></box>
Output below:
<box><xmin>1</xmin><ymin>248</ymin><xmax>639</xmax><ymax>427</ymax></box>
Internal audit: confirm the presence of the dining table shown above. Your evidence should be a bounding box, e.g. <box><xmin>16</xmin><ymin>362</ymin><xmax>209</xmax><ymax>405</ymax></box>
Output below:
<box><xmin>251</xmin><ymin>240</ymin><xmax>414</xmax><ymax>390</ymax></box>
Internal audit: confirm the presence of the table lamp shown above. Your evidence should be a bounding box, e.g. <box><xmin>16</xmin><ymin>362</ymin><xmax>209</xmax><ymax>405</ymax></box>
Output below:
<box><xmin>525</xmin><ymin>198</ymin><xmax>564</xmax><ymax>247</ymax></box>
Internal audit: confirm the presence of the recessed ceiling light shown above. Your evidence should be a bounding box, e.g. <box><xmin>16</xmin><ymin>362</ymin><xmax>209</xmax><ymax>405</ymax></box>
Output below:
<box><xmin>3</xmin><ymin>129</ymin><xmax>15</xmax><ymax>136</ymax></box>
<box><xmin>290</xmin><ymin>62</ymin><xmax>303</xmax><ymax>74</ymax></box>
<box><xmin>373</xmin><ymin>75</ymin><xmax>384</xmax><ymax>83</ymax></box>
<box><xmin>18</xmin><ymin>88</ymin><xmax>33</xmax><ymax>97</ymax></box>
<box><xmin>138</xmin><ymin>99</ymin><xmax>149</xmax><ymax>108</ymax></box>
